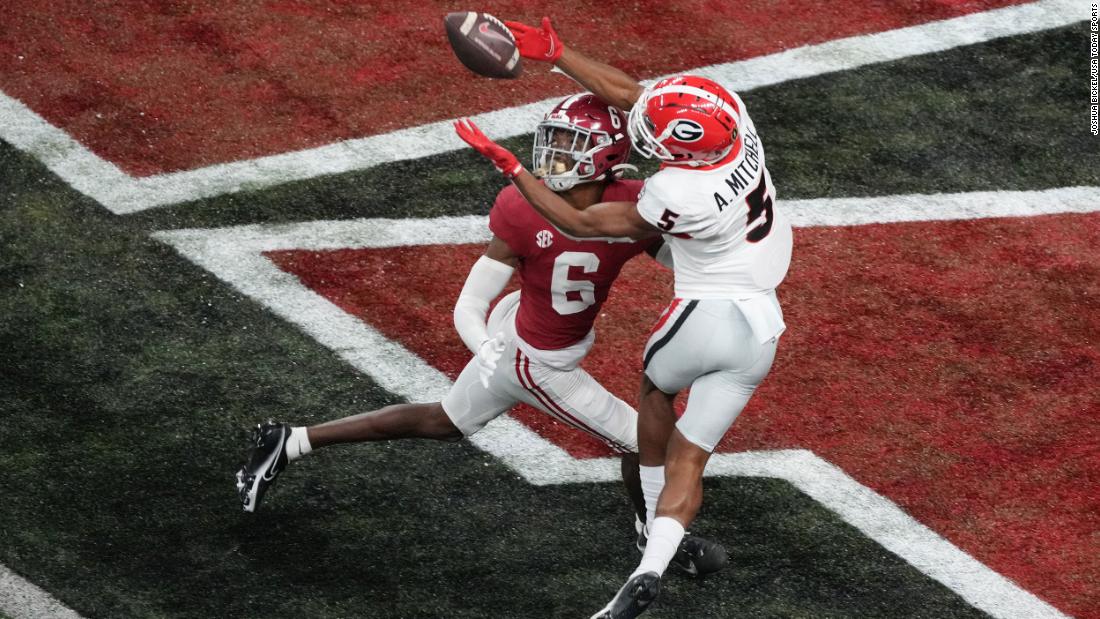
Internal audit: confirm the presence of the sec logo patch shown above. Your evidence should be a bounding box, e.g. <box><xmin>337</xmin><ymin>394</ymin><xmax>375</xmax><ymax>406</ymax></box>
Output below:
<box><xmin>536</xmin><ymin>229</ymin><xmax>554</xmax><ymax>248</ymax></box>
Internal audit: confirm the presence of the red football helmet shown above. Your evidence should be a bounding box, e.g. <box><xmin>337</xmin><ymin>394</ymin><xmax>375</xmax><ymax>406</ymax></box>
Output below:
<box><xmin>627</xmin><ymin>75</ymin><xmax>741</xmax><ymax>166</ymax></box>
<box><xmin>533</xmin><ymin>93</ymin><xmax>633</xmax><ymax>191</ymax></box>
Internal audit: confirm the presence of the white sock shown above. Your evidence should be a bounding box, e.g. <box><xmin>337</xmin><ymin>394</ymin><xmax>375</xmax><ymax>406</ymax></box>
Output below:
<box><xmin>639</xmin><ymin>465</ymin><xmax>665</xmax><ymax>533</ymax></box>
<box><xmin>285</xmin><ymin>427</ymin><xmax>313</xmax><ymax>461</ymax></box>
<box><xmin>632</xmin><ymin>516</ymin><xmax>684</xmax><ymax>578</ymax></box>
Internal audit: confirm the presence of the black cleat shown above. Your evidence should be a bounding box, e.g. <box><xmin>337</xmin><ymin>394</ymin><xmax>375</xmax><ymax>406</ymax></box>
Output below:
<box><xmin>589</xmin><ymin>572</ymin><xmax>661</xmax><ymax>619</ymax></box>
<box><xmin>235</xmin><ymin>421</ymin><xmax>291</xmax><ymax>513</ymax></box>
<box><xmin>637</xmin><ymin>528</ymin><xmax>729</xmax><ymax>577</ymax></box>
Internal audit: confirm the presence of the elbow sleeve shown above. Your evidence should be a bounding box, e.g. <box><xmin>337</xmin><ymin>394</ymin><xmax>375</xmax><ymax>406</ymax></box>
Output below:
<box><xmin>453</xmin><ymin>256</ymin><xmax>515</xmax><ymax>354</ymax></box>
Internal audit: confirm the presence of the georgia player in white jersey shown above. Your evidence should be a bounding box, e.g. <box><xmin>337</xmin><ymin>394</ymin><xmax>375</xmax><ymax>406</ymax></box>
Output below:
<box><xmin>236</xmin><ymin>94</ymin><xmax>726</xmax><ymax>580</ymax></box>
<box><xmin>456</xmin><ymin>17</ymin><xmax>792</xmax><ymax>619</ymax></box>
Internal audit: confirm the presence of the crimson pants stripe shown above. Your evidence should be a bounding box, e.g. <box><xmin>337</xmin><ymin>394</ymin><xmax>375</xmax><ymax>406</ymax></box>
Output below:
<box><xmin>515</xmin><ymin>350</ymin><xmax>629</xmax><ymax>453</ymax></box>
<box><xmin>523</xmin><ymin>354</ymin><xmax>630</xmax><ymax>453</ymax></box>
<box><xmin>512</xmin><ymin>350</ymin><xmax>592</xmax><ymax>438</ymax></box>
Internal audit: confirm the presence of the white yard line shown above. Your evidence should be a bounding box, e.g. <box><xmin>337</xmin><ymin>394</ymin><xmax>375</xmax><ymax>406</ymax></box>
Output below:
<box><xmin>0</xmin><ymin>564</ymin><xmax>84</xmax><ymax>619</ymax></box>
<box><xmin>784</xmin><ymin>185</ymin><xmax>1100</xmax><ymax>226</ymax></box>
<box><xmin>707</xmin><ymin>452</ymin><xmax>1073</xmax><ymax>619</ymax></box>
<box><xmin>145</xmin><ymin>186</ymin><xmax>1096</xmax><ymax>619</ymax></box>
<box><xmin>0</xmin><ymin>0</ymin><xmax>1083</xmax><ymax>214</ymax></box>
<box><xmin>152</xmin><ymin>185</ymin><xmax>1100</xmax><ymax>252</ymax></box>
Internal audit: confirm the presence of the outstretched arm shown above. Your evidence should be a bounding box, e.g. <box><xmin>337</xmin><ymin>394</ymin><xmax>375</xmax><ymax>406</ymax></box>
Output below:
<box><xmin>554</xmin><ymin>47</ymin><xmax>644</xmax><ymax>111</ymax></box>
<box><xmin>511</xmin><ymin>171</ymin><xmax>656</xmax><ymax>239</ymax></box>
<box><xmin>454</xmin><ymin>118</ymin><xmax>658</xmax><ymax>239</ymax></box>
<box><xmin>506</xmin><ymin>18</ymin><xmax>644</xmax><ymax>111</ymax></box>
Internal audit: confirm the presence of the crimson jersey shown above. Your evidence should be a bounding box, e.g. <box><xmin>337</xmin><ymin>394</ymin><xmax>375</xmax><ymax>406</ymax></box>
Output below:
<box><xmin>489</xmin><ymin>180</ymin><xmax>657</xmax><ymax>351</ymax></box>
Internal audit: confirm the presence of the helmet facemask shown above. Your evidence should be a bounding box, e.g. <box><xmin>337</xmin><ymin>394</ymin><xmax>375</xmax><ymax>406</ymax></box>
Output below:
<box><xmin>532</xmin><ymin>122</ymin><xmax>610</xmax><ymax>192</ymax></box>
<box><xmin>627</xmin><ymin>95</ymin><xmax>672</xmax><ymax>162</ymax></box>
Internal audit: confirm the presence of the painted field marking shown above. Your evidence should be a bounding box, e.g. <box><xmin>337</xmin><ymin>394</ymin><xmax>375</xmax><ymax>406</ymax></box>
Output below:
<box><xmin>148</xmin><ymin>187</ymin><xmax>1098</xmax><ymax>619</ymax></box>
<box><xmin>0</xmin><ymin>564</ymin><xmax>84</xmax><ymax>619</ymax></box>
<box><xmin>0</xmin><ymin>0</ymin><xmax>1083</xmax><ymax>214</ymax></box>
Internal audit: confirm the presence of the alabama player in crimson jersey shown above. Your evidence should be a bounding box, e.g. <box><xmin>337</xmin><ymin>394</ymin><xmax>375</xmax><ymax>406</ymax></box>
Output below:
<box><xmin>457</xmin><ymin>17</ymin><xmax>793</xmax><ymax>619</ymax></box>
<box><xmin>236</xmin><ymin>93</ymin><xmax>725</xmax><ymax>578</ymax></box>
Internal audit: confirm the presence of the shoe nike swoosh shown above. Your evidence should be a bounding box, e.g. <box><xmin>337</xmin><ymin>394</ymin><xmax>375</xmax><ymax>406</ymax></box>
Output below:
<box><xmin>258</xmin><ymin>429</ymin><xmax>288</xmax><ymax>481</ymax></box>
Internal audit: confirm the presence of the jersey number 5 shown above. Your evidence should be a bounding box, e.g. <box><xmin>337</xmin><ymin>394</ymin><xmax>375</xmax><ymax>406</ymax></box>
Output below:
<box><xmin>745</xmin><ymin>176</ymin><xmax>774</xmax><ymax>243</ymax></box>
<box><xmin>657</xmin><ymin>209</ymin><xmax>680</xmax><ymax>231</ymax></box>
<box><xmin>551</xmin><ymin>252</ymin><xmax>600</xmax><ymax>315</ymax></box>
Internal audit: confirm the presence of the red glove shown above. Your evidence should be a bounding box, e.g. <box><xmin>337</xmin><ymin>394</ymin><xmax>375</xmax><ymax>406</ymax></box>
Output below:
<box><xmin>454</xmin><ymin>119</ymin><xmax>524</xmax><ymax>179</ymax></box>
<box><xmin>504</xmin><ymin>17</ymin><xmax>563</xmax><ymax>63</ymax></box>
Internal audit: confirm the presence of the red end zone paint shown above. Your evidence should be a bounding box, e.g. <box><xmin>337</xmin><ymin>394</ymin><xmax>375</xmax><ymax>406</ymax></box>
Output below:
<box><xmin>269</xmin><ymin>211</ymin><xmax>1099</xmax><ymax>617</ymax></box>
<box><xmin>0</xmin><ymin>0</ymin><xmax>1030</xmax><ymax>176</ymax></box>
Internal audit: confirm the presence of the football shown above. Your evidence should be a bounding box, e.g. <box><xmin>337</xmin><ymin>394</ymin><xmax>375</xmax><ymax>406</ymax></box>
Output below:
<box><xmin>444</xmin><ymin>12</ymin><xmax>522</xmax><ymax>79</ymax></box>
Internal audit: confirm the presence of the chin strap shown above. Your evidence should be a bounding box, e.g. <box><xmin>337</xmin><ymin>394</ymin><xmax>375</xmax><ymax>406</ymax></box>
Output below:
<box><xmin>543</xmin><ymin>163</ymin><xmax>640</xmax><ymax>192</ymax></box>
<box><xmin>610</xmin><ymin>163</ymin><xmax>639</xmax><ymax>178</ymax></box>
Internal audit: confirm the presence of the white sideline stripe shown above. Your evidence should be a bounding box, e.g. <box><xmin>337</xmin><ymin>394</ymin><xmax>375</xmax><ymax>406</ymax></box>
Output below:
<box><xmin>786</xmin><ymin>186</ymin><xmax>1100</xmax><ymax>226</ymax></box>
<box><xmin>0</xmin><ymin>564</ymin><xmax>84</xmax><ymax>619</ymax></box>
<box><xmin>152</xmin><ymin>186</ymin><xmax>1100</xmax><ymax>257</ymax></box>
<box><xmin>147</xmin><ymin>187</ymin><xmax>1091</xmax><ymax>619</ymax></box>
<box><xmin>0</xmin><ymin>0</ymin><xmax>1081</xmax><ymax>214</ymax></box>
<box><xmin>706</xmin><ymin>451</ymin><xmax>1072</xmax><ymax>619</ymax></box>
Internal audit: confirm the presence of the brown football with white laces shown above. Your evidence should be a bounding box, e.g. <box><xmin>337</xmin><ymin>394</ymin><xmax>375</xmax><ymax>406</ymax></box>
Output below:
<box><xmin>443</xmin><ymin>12</ymin><xmax>522</xmax><ymax>79</ymax></box>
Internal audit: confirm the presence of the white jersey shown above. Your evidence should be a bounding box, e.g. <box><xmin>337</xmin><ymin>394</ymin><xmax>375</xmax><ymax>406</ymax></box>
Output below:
<box><xmin>636</xmin><ymin>94</ymin><xmax>793</xmax><ymax>302</ymax></box>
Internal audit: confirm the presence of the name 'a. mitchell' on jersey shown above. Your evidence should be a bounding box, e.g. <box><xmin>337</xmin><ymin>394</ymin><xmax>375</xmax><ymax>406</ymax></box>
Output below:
<box><xmin>636</xmin><ymin>92</ymin><xmax>793</xmax><ymax>300</ymax></box>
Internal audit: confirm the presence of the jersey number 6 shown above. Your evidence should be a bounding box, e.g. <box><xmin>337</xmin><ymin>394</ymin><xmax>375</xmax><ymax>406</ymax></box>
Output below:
<box><xmin>551</xmin><ymin>251</ymin><xmax>600</xmax><ymax>315</ymax></box>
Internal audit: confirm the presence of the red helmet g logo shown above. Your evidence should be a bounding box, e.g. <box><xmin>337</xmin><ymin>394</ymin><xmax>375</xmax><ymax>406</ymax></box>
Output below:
<box><xmin>669</xmin><ymin>119</ymin><xmax>705</xmax><ymax>143</ymax></box>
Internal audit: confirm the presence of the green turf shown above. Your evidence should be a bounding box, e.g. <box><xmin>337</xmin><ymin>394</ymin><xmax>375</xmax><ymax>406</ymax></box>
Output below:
<box><xmin>130</xmin><ymin>23</ymin><xmax>1099</xmax><ymax>232</ymax></box>
<box><xmin>0</xmin><ymin>24</ymin><xmax>1093</xmax><ymax>619</ymax></box>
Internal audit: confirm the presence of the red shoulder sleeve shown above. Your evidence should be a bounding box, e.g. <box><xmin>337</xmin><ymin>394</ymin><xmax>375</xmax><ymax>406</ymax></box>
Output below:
<box><xmin>605</xmin><ymin>179</ymin><xmax>644</xmax><ymax>202</ymax></box>
<box><xmin>488</xmin><ymin>186</ymin><xmax>528</xmax><ymax>254</ymax></box>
